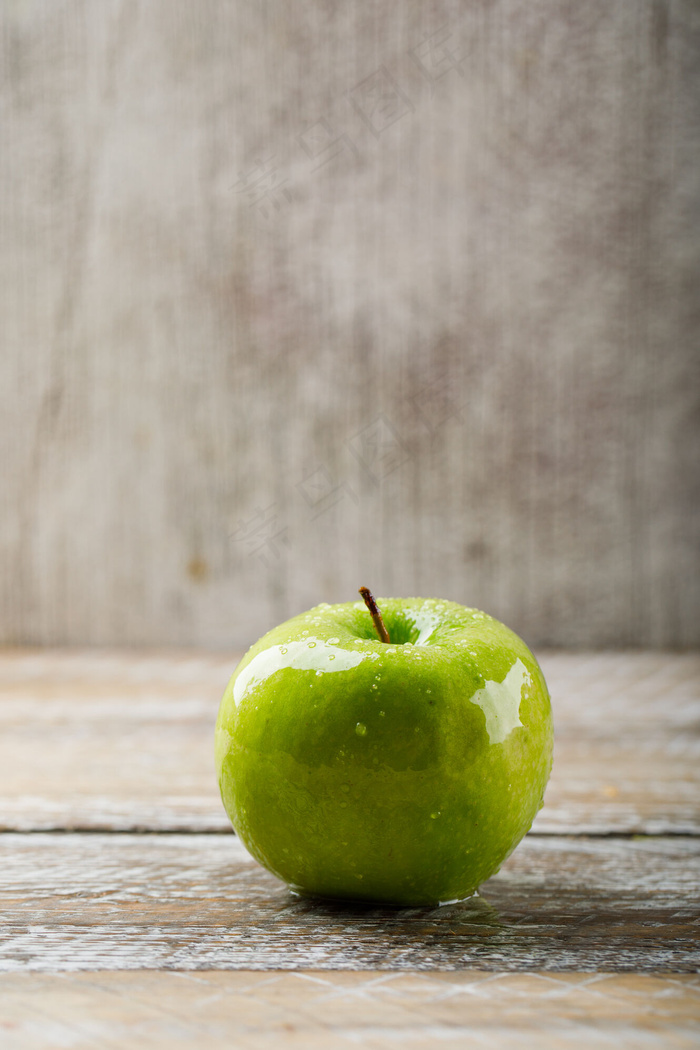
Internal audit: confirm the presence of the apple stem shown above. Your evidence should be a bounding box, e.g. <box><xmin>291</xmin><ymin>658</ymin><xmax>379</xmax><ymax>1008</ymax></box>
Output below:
<box><xmin>358</xmin><ymin>586</ymin><xmax>391</xmax><ymax>644</ymax></box>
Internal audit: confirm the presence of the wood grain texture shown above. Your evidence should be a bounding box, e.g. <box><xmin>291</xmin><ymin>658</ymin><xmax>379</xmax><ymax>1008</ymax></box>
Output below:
<box><xmin>1</xmin><ymin>971</ymin><xmax>698</xmax><ymax>1050</ymax></box>
<box><xmin>0</xmin><ymin>650</ymin><xmax>697</xmax><ymax>834</ymax></box>
<box><xmin>1</xmin><ymin>2</ymin><xmax>699</xmax><ymax>650</ymax></box>
<box><xmin>1</xmin><ymin>833</ymin><xmax>698</xmax><ymax>973</ymax></box>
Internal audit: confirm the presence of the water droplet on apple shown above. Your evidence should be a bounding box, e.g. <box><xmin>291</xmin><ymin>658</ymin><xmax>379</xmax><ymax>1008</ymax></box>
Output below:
<box><xmin>280</xmin><ymin>647</ymin><xmax>288</xmax><ymax>654</ymax></box>
<box><xmin>430</xmin><ymin>811</ymin><xmax>441</xmax><ymax>819</ymax></box>
<box><xmin>355</xmin><ymin>722</ymin><xmax>367</xmax><ymax>737</ymax></box>
<box><xmin>328</xmin><ymin>654</ymin><xmax>335</xmax><ymax>661</ymax></box>
<box><xmin>308</xmin><ymin>641</ymin><xmax>316</xmax><ymax>648</ymax></box>
<box><xmin>379</xmin><ymin>711</ymin><xmax>385</xmax><ymax>717</ymax></box>
<box><xmin>328</xmin><ymin>638</ymin><xmax>340</xmax><ymax>645</ymax></box>
<box><xmin>371</xmin><ymin>684</ymin><xmax>377</xmax><ymax>690</ymax></box>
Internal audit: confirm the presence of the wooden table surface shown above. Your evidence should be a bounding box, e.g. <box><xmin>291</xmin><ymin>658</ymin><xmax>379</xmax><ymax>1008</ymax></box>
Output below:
<box><xmin>0</xmin><ymin>650</ymin><xmax>698</xmax><ymax>1048</ymax></box>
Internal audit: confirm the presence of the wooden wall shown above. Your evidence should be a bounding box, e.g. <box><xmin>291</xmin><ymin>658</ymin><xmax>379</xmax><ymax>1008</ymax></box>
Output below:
<box><xmin>1</xmin><ymin>1</ymin><xmax>698</xmax><ymax>649</ymax></box>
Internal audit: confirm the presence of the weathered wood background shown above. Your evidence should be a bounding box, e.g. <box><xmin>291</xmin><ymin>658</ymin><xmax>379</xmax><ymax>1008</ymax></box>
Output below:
<box><xmin>1</xmin><ymin>1</ymin><xmax>699</xmax><ymax>650</ymax></box>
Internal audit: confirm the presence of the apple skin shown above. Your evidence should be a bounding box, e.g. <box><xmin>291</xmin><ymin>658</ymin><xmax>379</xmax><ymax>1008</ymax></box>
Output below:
<box><xmin>215</xmin><ymin>598</ymin><xmax>553</xmax><ymax>907</ymax></box>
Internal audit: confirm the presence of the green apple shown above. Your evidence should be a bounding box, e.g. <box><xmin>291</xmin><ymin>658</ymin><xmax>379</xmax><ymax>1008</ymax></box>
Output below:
<box><xmin>215</xmin><ymin>593</ymin><xmax>553</xmax><ymax>906</ymax></box>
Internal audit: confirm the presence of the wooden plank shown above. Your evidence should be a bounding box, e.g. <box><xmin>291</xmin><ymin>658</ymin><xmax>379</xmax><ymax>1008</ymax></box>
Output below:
<box><xmin>0</xmin><ymin>650</ymin><xmax>231</xmax><ymax>833</ymax></box>
<box><xmin>0</xmin><ymin>833</ymin><xmax>697</xmax><ymax>974</ymax></box>
<box><xmin>0</xmin><ymin>651</ymin><xmax>697</xmax><ymax>834</ymax></box>
<box><xmin>1</xmin><ymin>970</ymin><xmax>698</xmax><ymax>1050</ymax></box>
<box><xmin>538</xmin><ymin>652</ymin><xmax>700</xmax><ymax>835</ymax></box>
